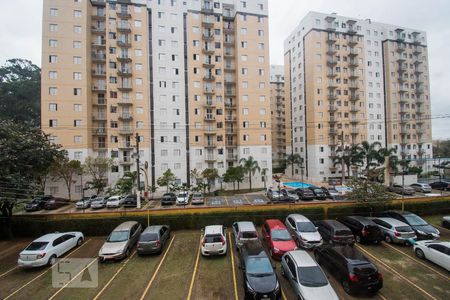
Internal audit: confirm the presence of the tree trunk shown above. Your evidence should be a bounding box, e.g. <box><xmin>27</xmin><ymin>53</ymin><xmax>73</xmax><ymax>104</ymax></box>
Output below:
<box><xmin>291</xmin><ymin>163</ymin><xmax>294</xmax><ymax>177</ymax></box>
<box><xmin>249</xmin><ymin>171</ymin><xmax>252</xmax><ymax>191</ymax></box>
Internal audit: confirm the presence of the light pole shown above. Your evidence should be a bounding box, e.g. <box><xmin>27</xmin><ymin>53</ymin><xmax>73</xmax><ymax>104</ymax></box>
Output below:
<box><xmin>135</xmin><ymin>133</ymin><xmax>141</xmax><ymax>209</ymax></box>
<box><xmin>300</xmin><ymin>158</ymin><xmax>305</xmax><ymax>184</ymax></box>
<box><xmin>140</xmin><ymin>161</ymin><xmax>149</xmax><ymax>202</ymax></box>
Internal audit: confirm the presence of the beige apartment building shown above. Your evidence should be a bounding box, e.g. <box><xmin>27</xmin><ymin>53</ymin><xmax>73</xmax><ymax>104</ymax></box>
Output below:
<box><xmin>284</xmin><ymin>12</ymin><xmax>432</xmax><ymax>183</ymax></box>
<box><xmin>269</xmin><ymin>65</ymin><xmax>286</xmax><ymax>169</ymax></box>
<box><xmin>41</xmin><ymin>0</ymin><xmax>271</xmax><ymax>197</ymax></box>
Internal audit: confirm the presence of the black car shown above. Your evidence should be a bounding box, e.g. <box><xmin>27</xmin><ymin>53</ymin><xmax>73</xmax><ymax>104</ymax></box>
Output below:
<box><xmin>314</xmin><ymin>245</ymin><xmax>383</xmax><ymax>295</ymax></box>
<box><xmin>429</xmin><ymin>181</ymin><xmax>450</xmax><ymax>191</ymax></box>
<box><xmin>308</xmin><ymin>187</ymin><xmax>327</xmax><ymax>200</ymax></box>
<box><xmin>295</xmin><ymin>188</ymin><xmax>315</xmax><ymax>201</ymax></box>
<box><xmin>24</xmin><ymin>195</ymin><xmax>53</xmax><ymax>212</ymax></box>
<box><xmin>161</xmin><ymin>193</ymin><xmax>177</xmax><ymax>205</ymax></box>
<box><xmin>238</xmin><ymin>240</ymin><xmax>281</xmax><ymax>300</ymax></box>
<box><xmin>381</xmin><ymin>210</ymin><xmax>440</xmax><ymax>240</ymax></box>
<box><xmin>123</xmin><ymin>194</ymin><xmax>137</xmax><ymax>207</ymax></box>
<box><xmin>315</xmin><ymin>220</ymin><xmax>355</xmax><ymax>246</ymax></box>
<box><xmin>321</xmin><ymin>187</ymin><xmax>341</xmax><ymax>200</ymax></box>
<box><xmin>337</xmin><ymin>216</ymin><xmax>383</xmax><ymax>244</ymax></box>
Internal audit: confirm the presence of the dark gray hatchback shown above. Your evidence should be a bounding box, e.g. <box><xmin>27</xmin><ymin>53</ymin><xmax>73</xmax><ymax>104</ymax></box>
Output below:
<box><xmin>137</xmin><ymin>225</ymin><xmax>171</xmax><ymax>255</ymax></box>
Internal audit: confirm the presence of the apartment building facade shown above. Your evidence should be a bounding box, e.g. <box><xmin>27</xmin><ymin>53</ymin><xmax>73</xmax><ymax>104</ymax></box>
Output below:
<box><xmin>284</xmin><ymin>12</ymin><xmax>432</xmax><ymax>183</ymax></box>
<box><xmin>41</xmin><ymin>0</ymin><xmax>271</xmax><ymax>196</ymax></box>
<box><xmin>269</xmin><ymin>65</ymin><xmax>286</xmax><ymax>169</ymax></box>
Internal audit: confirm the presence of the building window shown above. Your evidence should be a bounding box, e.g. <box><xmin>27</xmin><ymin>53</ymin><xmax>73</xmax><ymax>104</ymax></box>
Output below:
<box><xmin>49</xmin><ymin>55</ymin><xmax>58</xmax><ymax>63</ymax></box>
<box><xmin>49</xmin><ymin>87</ymin><xmax>58</xmax><ymax>95</ymax></box>
<box><xmin>49</xmin><ymin>119</ymin><xmax>58</xmax><ymax>127</ymax></box>
<box><xmin>49</xmin><ymin>39</ymin><xmax>58</xmax><ymax>47</ymax></box>
<box><xmin>74</xmin><ymin>120</ymin><xmax>82</xmax><ymax>127</ymax></box>
<box><xmin>50</xmin><ymin>8</ymin><xmax>58</xmax><ymax>16</ymax></box>
<box><xmin>73</xmin><ymin>88</ymin><xmax>82</xmax><ymax>95</ymax></box>
<box><xmin>74</xmin><ymin>136</ymin><xmax>82</xmax><ymax>144</ymax></box>
<box><xmin>49</xmin><ymin>71</ymin><xmax>57</xmax><ymax>79</ymax></box>
<box><xmin>74</xmin><ymin>26</ymin><xmax>82</xmax><ymax>33</ymax></box>
<box><xmin>73</xmin><ymin>72</ymin><xmax>82</xmax><ymax>80</ymax></box>
<box><xmin>49</xmin><ymin>24</ymin><xmax>58</xmax><ymax>32</ymax></box>
<box><xmin>49</xmin><ymin>103</ymin><xmax>57</xmax><ymax>111</ymax></box>
<box><xmin>74</xmin><ymin>104</ymin><xmax>82</xmax><ymax>112</ymax></box>
<box><xmin>73</xmin><ymin>41</ymin><xmax>82</xmax><ymax>48</ymax></box>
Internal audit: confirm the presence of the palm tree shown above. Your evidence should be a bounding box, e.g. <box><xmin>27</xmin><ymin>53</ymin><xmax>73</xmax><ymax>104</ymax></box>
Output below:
<box><xmin>189</xmin><ymin>168</ymin><xmax>202</xmax><ymax>186</ymax></box>
<box><xmin>357</xmin><ymin>141</ymin><xmax>382</xmax><ymax>175</ymax></box>
<box><xmin>239</xmin><ymin>156</ymin><xmax>260</xmax><ymax>191</ymax></box>
<box><xmin>333</xmin><ymin>145</ymin><xmax>361</xmax><ymax>182</ymax></box>
<box><xmin>261</xmin><ymin>168</ymin><xmax>268</xmax><ymax>189</ymax></box>
<box><xmin>285</xmin><ymin>154</ymin><xmax>303</xmax><ymax>177</ymax></box>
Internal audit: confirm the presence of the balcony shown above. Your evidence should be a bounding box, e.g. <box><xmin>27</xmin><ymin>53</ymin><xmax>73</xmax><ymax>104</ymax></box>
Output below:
<box><xmin>348</xmin><ymin>37</ymin><xmax>358</xmax><ymax>46</ymax></box>
<box><xmin>225</xmin><ymin>116</ymin><xmax>236</xmax><ymax>122</ymax></box>
<box><xmin>327</xmin><ymin>70</ymin><xmax>338</xmax><ymax>78</ymax></box>
<box><xmin>226</xmin><ymin>141</ymin><xmax>237</xmax><ymax>147</ymax></box>
<box><xmin>224</xmin><ymin>64</ymin><xmax>235</xmax><ymax>72</ymax></box>
<box><xmin>327</xmin><ymin>93</ymin><xmax>337</xmax><ymax>101</ymax></box>
<box><xmin>416</xmin><ymin>87</ymin><xmax>425</xmax><ymax>94</ymax></box>
<box><xmin>93</xmin><ymin>143</ymin><xmax>107</xmax><ymax>150</ymax></box>
<box><xmin>349</xmin><ymin>82</ymin><xmax>359</xmax><ymax>90</ymax></box>
<box><xmin>201</xmin><ymin>5</ymin><xmax>214</xmax><ymax>13</ymax></box>
<box><xmin>224</xmin><ymin>50</ymin><xmax>234</xmax><ymax>57</ymax></box>
<box><xmin>204</xmin><ymin>114</ymin><xmax>216</xmax><ymax>121</ymax></box>
<box><xmin>118</xmin><ymin>84</ymin><xmax>132</xmax><ymax>91</ymax></box>
<box><xmin>223</xmin><ymin>12</ymin><xmax>234</xmax><ymax>21</ymax></box>
<box><xmin>92</xmin><ymin>128</ymin><xmax>107</xmax><ymax>136</ymax></box>
<box><xmin>204</xmin><ymin>128</ymin><xmax>217</xmax><ymax>135</ymax></box>
<box><xmin>351</xmin><ymin>128</ymin><xmax>359</xmax><ymax>135</ymax></box>
<box><xmin>398</xmin><ymin>65</ymin><xmax>408</xmax><ymax>72</ymax></box>
<box><xmin>203</xmin><ymin>75</ymin><xmax>215</xmax><ymax>81</ymax></box>
<box><xmin>202</xmin><ymin>18</ymin><xmax>214</xmax><ymax>28</ymax></box>
<box><xmin>202</xmin><ymin>33</ymin><xmax>215</xmax><ymax>41</ymax></box>
<box><xmin>118</xmin><ymin>112</ymin><xmax>133</xmax><ymax>120</ymax></box>
<box><xmin>224</xmin><ymin>80</ymin><xmax>235</xmax><ymax>87</ymax></box>
<box><xmin>92</xmin><ymin>12</ymin><xmax>106</xmax><ymax>20</ymax></box>
<box><xmin>225</xmin><ymin>128</ymin><xmax>237</xmax><ymax>135</ymax></box>
<box><xmin>117</xmin><ymin>68</ymin><xmax>132</xmax><ymax>77</ymax></box>
<box><xmin>92</xmin><ymin>69</ymin><xmax>106</xmax><ymax>77</ymax></box>
<box><xmin>348</xmin><ymin>71</ymin><xmax>358</xmax><ymax>79</ymax></box>
<box><xmin>117</xmin><ymin>98</ymin><xmax>132</xmax><ymax>105</ymax></box>
<box><xmin>117</xmin><ymin>39</ymin><xmax>131</xmax><ymax>48</ymax></box>
<box><xmin>223</xmin><ymin>38</ymin><xmax>234</xmax><ymax>46</ymax></box>
<box><xmin>398</xmin><ymin>85</ymin><xmax>408</xmax><ymax>93</ymax></box>
<box><xmin>397</xmin><ymin>75</ymin><xmax>407</xmax><ymax>83</ymax></box>
<box><xmin>348</xmin><ymin>49</ymin><xmax>358</xmax><ymax>57</ymax></box>
<box><xmin>396</xmin><ymin>44</ymin><xmax>406</xmax><ymax>53</ymax></box>
<box><xmin>329</xmin><ymin>128</ymin><xmax>338</xmax><ymax>136</ymax></box>
<box><xmin>202</xmin><ymin>48</ymin><xmax>215</xmax><ymax>55</ymax></box>
<box><xmin>117</xmin><ymin>11</ymin><xmax>131</xmax><ymax>19</ymax></box>
<box><xmin>205</xmin><ymin>155</ymin><xmax>217</xmax><ymax>162</ymax></box>
<box><xmin>413</xmin><ymin>46</ymin><xmax>422</xmax><ymax>55</ymax></box>
<box><xmin>350</xmin><ymin>105</ymin><xmax>359</xmax><ymax>113</ymax></box>
<box><xmin>326</xmin><ymin>47</ymin><xmax>337</xmax><ymax>56</ymax></box>
<box><xmin>397</xmin><ymin>56</ymin><xmax>406</xmax><ymax>63</ymax></box>
<box><xmin>91</xmin><ymin>0</ymin><xmax>106</xmax><ymax>6</ymax></box>
<box><xmin>92</xmin><ymin>40</ymin><xmax>106</xmax><ymax>48</ymax></box>
<box><xmin>117</xmin><ymin>24</ymin><xmax>131</xmax><ymax>33</ymax></box>
<box><xmin>119</xmin><ymin>126</ymin><xmax>133</xmax><ymax>135</ymax></box>
<box><xmin>92</xmin><ymin>113</ymin><xmax>107</xmax><ymax>121</ymax></box>
<box><xmin>347</xmin><ymin>26</ymin><xmax>357</xmax><ymax>35</ymax></box>
<box><xmin>91</xmin><ymin>25</ymin><xmax>106</xmax><ymax>33</ymax></box>
<box><xmin>118</xmin><ymin>142</ymin><xmax>133</xmax><ymax>149</ymax></box>
<box><xmin>348</xmin><ymin>60</ymin><xmax>359</xmax><ymax>68</ymax></box>
<box><xmin>203</xmin><ymin>100</ymin><xmax>216</xmax><ymax>108</ymax></box>
<box><xmin>92</xmin><ymin>85</ymin><xmax>106</xmax><ymax>92</ymax></box>
<box><xmin>225</xmin><ymin>90</ymin><xmax>236</xmax><ymax>97</ymax></box>
<box><xmin>326</xmin><ymin>59</ymin><xmax>338</xmax><ymax>67</ymax></box>
<box><xmin>327</xmin><ymin>34</ymin><xmax>337</xmax><ymax>43</ymax></box>
<box><xmin>120</xmin><ymin>157</ymin><xmax>133</xmax><ymax>165</ymax></box>
<box><xmin>117</xmin><ymin>55</ymin><xmax>132</xmax><ymax>62</ymax></box>
<box><xmin>329</xmin><ymin>116</ymin><xmax>337</xmax><ymax>123</ymax></box>
<box><xmin>93</xmin><ymin>98</ymin><xmax>107</xmax><ymax>106</ymax></box>
<box><xmin>350</xmin><ymin>116</ymin><xmax>359</xmax><ymax>124</ymax></box>
<box><xmin>327</xmin><ymin>80</ymin><xmax>338</xmax><ymax>89</ymax></box>
<box><xmin>415</xmin><ymin>67</ymin><xmax>423</xmax><ymax>74</ymax></box>
<box><xmin>204</xmin><ymin>87</ymin><xmax>215</xmax><ymax>94</ymax></box>
<box><xmin>92</xmin><ymin>53</ymin><xmax>106</xmax><ymax>62</ymax></box>
<box><xmin>223</xmin><ymin>26</ymin><xmax>234</xmax><ymax>34</ymax></box>
<box><xmin>226</xmin><ymin>154</ymin><xmax>238</xmax><ymax>161</ymax></box>
<box><xmin>329</xmin><ymin>105</ymin><xmax>338</xmax><ymax>112</ymax></box>
<box><xmin>225</xmin><ymin>102</ymin><xmax>236</xmax><ymax>108</ymax></box>
<box><xmin>205</xmin><ymin>142</ymin><xmax>217</xmax><ymax>148</ymax></box>
<box><xmin>350</xmin><ymin>94</ymin><xmax>360</xmax><ymax>101</ymax></box>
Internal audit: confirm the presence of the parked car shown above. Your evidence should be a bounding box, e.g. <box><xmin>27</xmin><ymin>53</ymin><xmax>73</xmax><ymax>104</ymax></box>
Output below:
<box><xmin>238</xmin><ymin>240</ymin><xmax>281</xmax><ymax>300</ymax></box>
<box><xmin>176</xmin><ymin>191</ymin><xmax>189</xmax><ymax>205</ymax></box>
<box><xmin>161</xmin><ymin>193</ymin><xmax>177</xmax><ymax>205</ymax></box>
<box><xmin>442</xmin><ymin>216</ymin><xmax>450</xmax><ymax>229</ymax></box>
<box><xmin>285</xmin><ymin>214</ymin><xmax>322</xmax><ymax>249</ymax></box>
<box><xmin>91</xmin><ymin>197</ymin><xmax>108</xmax><ymax>209</ymax></box>
<box><xmin>314</xmin><ymin>245</ymin><xmax>383</xmax><ymax>295</ymax></box>
<box><xmin>106</xmin><ymin>195</ymin><xmax>124</xmax><ymax>208</ymax></box>
<box><xmin>267</xmin><ymin>188</ymin><xmax>286</xmax><ymax>202</ymax></box>
<box><xmin>201</xmin><ymin>225</ymin><xmax>227</xmax><ymax>256</ymax></box>
<box><xmin>429</xmin><ymin>180</ymin><xmax>450</xmax><ymax>191</ymax></box>
<box><xmin>75</xmin><ymin>195</ymin><xmax>96</xmax><ymax>209</ymax></box>
<box><xmin>44</xmin><ymin>197</ymin><xmax>70</xmax><ymax>210</ymax></box>
<box><xmin>137</xmin><ymin>225</ymin><xmax>171</xmax><ymax>255</ymax></box>
<box><xmin>18</xmin><ymin>232</ymin><xmax>84</xmax><ymax>267</ymax></box>
<box><xmin>123</xmin><ymin>194</ymin><xmax>137</xmax><ymax>207</ymax></box>
<box><xmin>315</xmin><ymin>220</ymin><xmax>355</xmax><ymax>246</ymax></box>
<box><xmin>98</xmin><ymin>221</ymin><xmax>142</xmax><ymax>262</ymax></box>
<box><xmin>414</xmin><ymin>241</ymin><xmax>450</xmax><ymax>271</ymax></box>
<box><xmin>321</xmin><ymin>187</ymin><xmax>341</xmax><ymax>200</ymax></box>
<box><xmin>410</xmin><ymin>183</ymin><xmax>432</xmax><ymax>193</ymax></box>
<box><xmin>296</xmin><ymin>188</ymin><xmax>315</xmax><ymax>201</ymax></box>
<box><xmin>281</xmin><ymin>250</ymin><xmax>339</xmax><ymax>300</ymax></box>
<box><xmin>262</xmin><ymin>219</ymin><xmax>297</xmax><ymax>259</ymax></box>
<box><xmin>388</xmin><ymin>184</ymin><xmax>415</xmax><ymax>196</ymax></box>
<box><xmin>371</xmin><ymin>217</ymin><xmax>417</xmax><ymax>245</ymax></box>
<box><xmin>232</xmin><ymin>221</ymin><xmax>259</xmax><ymax>249</ymax></box>
<box><xmin>381</xmin><ymin>210</ymin><xmax>440</xmax><ymax>240</ymax></box>
<box><xmin>24</xmin><ymin>195</ymin><xmax>53</xmax><ymax>212</ymax></box>
<box><xmin>191</xmin><ymin>193</ymin><xmax>205</xmax><ymax>205</ymax></box>
<box><xmin>337</xmin><ymin>216</ymin><xmax>383</xmax><ymax>244</ymax></box>
<box><xmin>309</xmin><ymin>187</ymin><xmax>327</xmax><ymax>200</ymax></box>
<box><xmin>281</xmin><ymin>189</ymin><xmax>299</xmax><ymax>202</ymax></box>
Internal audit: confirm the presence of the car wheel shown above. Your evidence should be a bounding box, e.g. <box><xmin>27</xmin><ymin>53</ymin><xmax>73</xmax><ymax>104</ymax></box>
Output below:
<box><xmin>77</xmin><ymin>237</ymin><xmax>83</xmax><ymax>247</ymax></box>
<box><xmin>48</xmin><ymin>255</ymin><xmax>57</xmax><ymax>266</ymax></box>
<box><xmin>355</xmin><ymin>235</ymin><xmax>362</xmax><ymax>244</ymax></box>
<box><xmin>384</xmin><ymin>235</ymin><xmax>392</xmax><ymax>243</ymax></box>
<box><xmin>342</xmin><ymin>280</ymin><xmax>352</xmax><ymax>295</ymax></box>
<box><xmin>415</xmin><ymin>248</ymin><xmax>425</xmax><ymax>259</ymax></box>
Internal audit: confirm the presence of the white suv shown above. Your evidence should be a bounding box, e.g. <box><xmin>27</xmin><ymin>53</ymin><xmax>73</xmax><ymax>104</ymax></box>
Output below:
<box><xmin>201</xmin><ymin>225</ymin><xmax>227</xmax><ymax>256</ymax></box>
<box><xmin>176</xmin><ymin>192</ymin><xmax>189</xmax><ymax>205</ymax></box>
<box><xmin>106</xmin><ymin>195</ymin><xmax>124</xmax><ymax>208</ymax></box>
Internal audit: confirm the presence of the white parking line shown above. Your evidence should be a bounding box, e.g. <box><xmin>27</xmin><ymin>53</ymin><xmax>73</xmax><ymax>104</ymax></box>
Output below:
<box><xmin>0</xmin><ymin>266</ymin><xmax>18</xmax><ymax>278</ymax></box>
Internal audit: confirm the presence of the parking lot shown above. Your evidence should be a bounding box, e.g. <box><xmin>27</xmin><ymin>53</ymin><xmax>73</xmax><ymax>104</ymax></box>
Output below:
<box><xmin>0</xmin><ymin>215</ymin><xmax>449</xmax><ymax>300</ymax></box>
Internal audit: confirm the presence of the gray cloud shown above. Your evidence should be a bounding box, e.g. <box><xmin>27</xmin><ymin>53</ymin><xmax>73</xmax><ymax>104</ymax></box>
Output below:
<box><xmin>0</xmin><ymin>0</ymin><xmax>448</xmax><ymax>139</ymax></box>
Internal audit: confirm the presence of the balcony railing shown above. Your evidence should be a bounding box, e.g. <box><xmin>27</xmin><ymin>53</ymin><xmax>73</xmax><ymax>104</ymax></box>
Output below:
<box><xmin>117</xmin><ymin>54</ymin><xmax>132</xmax><ymax>62</ymax></box>
<box><xmin>118</xmin><ymin>84</ymin><xmax>132</xmax><ymax>91</ymax></box>
<box><xmin>92</xmin><ymin>53</ymin><xmax>106</xmax><ymax>61</ymax></box>
<box><xmin>92</xmin><ymin>128</ymin><xmax>107</xmax><ymax>135</ymax></box>
<box><xmin>119</xmin><ymin>142</ymin><xmax>133</xmax><ymax>149</ymax></box>
<box><xmin>117</xmin><ymin>23</ymin><xmax>131</xmax><ymax>32</ymax></box>
<box><xmin>92</xmin><ymin>113</ymin><xmax>107</xmax><ymax>121</ymax></box>
<box><xmin>117</xmin><ymin>11</ymin><xmax>131</xmax><ymax>19</ymax></box>
<box><xmin>204</xmin><ymin>114</ymin><xmax>216</xmax><ymax>121</ymax></box>
<box><xmin>119</xmin><ymin>112</ymin><xmax>133</xmax><ymax>120</ymax></box>
<box><xmin>119</xmin><ymin>126</ymin><xmax>133</xmax><ymax>134</ymax></box>
<box><xmin>225</xmin><ymin>116</ymin><xmax>236</xmax><ymax>122</ymax></box>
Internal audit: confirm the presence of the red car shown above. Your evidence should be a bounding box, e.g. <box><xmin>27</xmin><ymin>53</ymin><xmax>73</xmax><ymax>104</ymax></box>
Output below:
<box><xmin>262</xmin><ymin>219</ymin><xmax>297</xmax><ymax>259</ymax></box>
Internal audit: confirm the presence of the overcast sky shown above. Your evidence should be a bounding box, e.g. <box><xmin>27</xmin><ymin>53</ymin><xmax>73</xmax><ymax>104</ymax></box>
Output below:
<box><xmin>1</xmin><ymin>0</ymin><xmax>448</xmax><ymax>139</ymax></box>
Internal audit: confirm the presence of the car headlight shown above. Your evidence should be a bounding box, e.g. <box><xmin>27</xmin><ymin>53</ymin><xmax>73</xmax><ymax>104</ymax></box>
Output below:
<box><xmin>273</xmin><ymin>247</ymin><xmax>280</xmax><ymax>252</ymax></box>
<box><xmin>416</xmin><ymin>230</ymin><xmax>426</xmax><ymax>235</ymax></box>
<box><xmin>435</xmin><ymin>229</ymin><xmax>440</xmax><ymax>235</ymax></box>
<box><xmin>246</xmin><ymin>281</ymin><xmax>256</xmax><ymax>293</ymax></box>
<box><xmin>274</xmin><ymin>280</ymin><xmax>280</xmax><ymax>291</ymax></box>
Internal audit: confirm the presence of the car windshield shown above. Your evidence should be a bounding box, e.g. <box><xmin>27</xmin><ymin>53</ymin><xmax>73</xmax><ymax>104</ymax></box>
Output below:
<box><xmin>107</xmin><ymin>230</ymin><xmax>129</xmax><ymax>242</ymax></box>
<box><xmin>25</xmin><ymin>242</ymin><xmax>48</xmax><ymax>251</ymax></box>
<box><xmin>242</xmin><ymin>231</ymin><xmax>257</xmax><ymax>239</ymax></box>
<box><xmin>313</xmin><ymin>189</ymin><xmax>323</xmax><ymax>193</ymax></box>
<box><xmin>178</xmin><ymin>193</ymin><xmax>187</xmax><ymax>197</ymax></box>
<box><xmin>271</xmin><ymin>229</ymin><xmax>292</xmax><ymax>241</ymax></box>
<box><xmin>204</xmin><ymin>234</ymin><xmax>223</xmax><ymax>243</ymax></box>
<box><xmin>396</xmin><ymin>225</ymin><xmax>413</xmax><ymax>232</ymax></box>
<box><xmin>353</xmin><ymin>264</ymin><xmax>376</xmax><ymax>275</ymax></box>
<box><xmin>193</xmin><ymin>193</ymin><xmax>202</xmax><ymax>198</ymax></box>
<box><xmin>404</xmin><ymin>215</ymin><xmax>428</xmax><ymax>226</ymax></box>
<box><xmin>287</xmin><ymin>191</ymin><xmax>296</xmax><ymax>195</ymax></box>
<box><xmin>246</xmin><ymin>257</ymin><xmax>274</xmax><ymax>276</ymax></box>
<box><xmin>297</xmin><ymin>222</ymin><xmax>316</xmax><ymax>232</ymax></box>
<box><xmin>297</xmin><ymin>266</ymin><xmax>328</xmax><ymax>287</ymax></box>
<box><xmin>336</xmin><ymin>229</ymin><xmax>352</xmax><ymax>236</ymax></box>
<box><xmin>140</xmin><ymin>233</ymin><xmax>158</xmax><ymax>242</ymax></box>
<box><xmin>328</xmin><ymin>189</ymin><xmax>338</xmax><ymax>193</ymax></box>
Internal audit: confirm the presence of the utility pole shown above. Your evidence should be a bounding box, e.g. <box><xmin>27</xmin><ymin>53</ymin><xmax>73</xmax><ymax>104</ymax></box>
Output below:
<box><xmin>135</xmin><ymin>133</ymin><xmax>141</xmax><ymax>209</ymax></box>
<box><xmin>341</xmin><ymin>130</ymin><xmax>345</xmax><ymax>185</ymax></box>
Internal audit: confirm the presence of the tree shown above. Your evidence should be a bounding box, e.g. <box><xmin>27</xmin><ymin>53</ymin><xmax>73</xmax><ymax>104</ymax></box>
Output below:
<box><xmin>347</xmin><ymin>178</ymin><xmax>396</xmax><ymax>205</ymax></box>
<box><xmin>433</xmin><ymin>140</ymin><xmax>450</xmax><ymax>158</ymax></box>
<box><xmin>0</xmin><ymin>120</ymin><xmax>63</xmax><ymax>238</ymax></box>
<box><xmin>202</xmin><ymin>168</ymin><xmax>219</xmax><ymax>192</ymax></box>
<box><xmin>333</xmin><ymin>145</ymin><xmax>361</xmax><ymax>181</ymax></box>
<box><xmin>0</xmin><ymin>59</ymin><xmax>41</xmax><ymax>127</ymax></box>
<box><xmin>50</xmin><ymin>156</ymin><xmax>82</xmax><ymax>200</ymax></box>
<box><xmin>261</xmin><ymin>168</ymin><xmax>269</xmax><ymax>189</ymax></box>
<box><xmin>157</xmin><ymin>169</ymin><xmax>177</xmax><ymax>193</ymax></box>
<box><xmin>83</xmin><ymin>156</ymin><xmax>113</xmax><ymax>194</ymax></box>
<box><xmin>240</xmin><ymin>156</ymin><xmax>260</xmax><ymax>191</ymax></box>
<box><xmin>357</xmin><ymin>141</ymin><xmax>383</xmax><ymax>176</ymax></box>
<box><xmin>235</xmin><ymin>166</ymin><xmax>245</xmax><ymax>191</ymax></box>
<box><xmin>189</xmin><ymin>168</ymin><xmax>202</xmax><ymax>186</ymax></box>
<box><xmin>284</xmin><ymin>154</ymin><xmax>303</xmax><ymax>177</ymax></box>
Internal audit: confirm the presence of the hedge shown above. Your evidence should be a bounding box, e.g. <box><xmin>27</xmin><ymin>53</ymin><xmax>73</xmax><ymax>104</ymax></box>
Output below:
<box><xmin>9</xmin><ymin>197</ymin><xmax>450</xmax><ymax>238</ymax></box>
